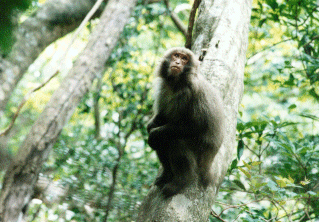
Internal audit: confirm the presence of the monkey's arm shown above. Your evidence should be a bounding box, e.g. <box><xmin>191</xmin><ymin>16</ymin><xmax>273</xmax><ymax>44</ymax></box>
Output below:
<box><xmin>148</xmin><ymin>120</ymin><xmax>207</xmax><ymax>149</ymax></box>
<box><xmin>147</xmin><ymin>114</ymin><xmax>167</xmax><ymax>133</ymax></box>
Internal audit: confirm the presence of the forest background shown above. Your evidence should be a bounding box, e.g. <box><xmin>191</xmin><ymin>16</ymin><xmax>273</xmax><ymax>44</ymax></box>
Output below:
<box><xmin>0</xmin><ymin>0</ymin><xmax>318</xmax><ymax>221</ymax></box>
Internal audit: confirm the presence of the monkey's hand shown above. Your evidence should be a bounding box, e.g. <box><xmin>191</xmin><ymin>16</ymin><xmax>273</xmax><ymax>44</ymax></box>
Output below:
<box><xmin>148</xmin><ymin>126</ymin><xmax>169</xmax><ymax>150</ymax></box>
<box><xmin>147</xmin><ymin>120</ymin><xmax>157</xmax><ymax>134</ymax></box>
<box><xmin>147</xmin><ymin>114</ymin><xmax>166</xmax><ymax>133</ymax></box>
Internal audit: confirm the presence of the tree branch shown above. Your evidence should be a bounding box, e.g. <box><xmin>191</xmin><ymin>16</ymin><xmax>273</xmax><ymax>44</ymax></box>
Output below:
<box><xmin>163</xmin><ymin>0</ymin><xmax>187</xmax><ymax>37</ymax></box>
<box><xmin>303</xmin><ymin>35</ymin><xmax>319</xmax><ymax>48</ymax></box>
<box><xmin>0</xmin><ymin>0</ymin><xmax>138</xmax><ymax>220</ymax></box>
<box><xmin>0</xmin><ymin>0</ymin><xmax>105</xmax><ymax>137</ymax></box>
<box><xmin>0</xmin><ymin>0</ymin><xmax>105</xmax><ymax>113</ymax></box>
<box><xmin>185</xmin><ymin>0</ymin><xmax>201</xmax><ymax>49</ymax></box>
<box><xmin>247</xmin><ymin>38</ymin><xmax>294</xmax><ymax>62</ymax></box>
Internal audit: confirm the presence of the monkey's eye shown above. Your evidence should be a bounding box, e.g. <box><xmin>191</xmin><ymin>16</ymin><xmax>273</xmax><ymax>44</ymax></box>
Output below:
<box><xmin>174</xmin><ymin>53</ymin><xmax>179</xmax><ymax>58</ymax></box>
<box><xmin>182</xmin><ymin>56</ymin><xmax>188</xmax><ymax>61</ymax></box>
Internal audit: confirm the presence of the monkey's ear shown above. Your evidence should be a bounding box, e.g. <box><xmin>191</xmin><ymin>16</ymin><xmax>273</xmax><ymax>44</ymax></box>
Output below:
<box><xmin>199</xmin><ymin>49</ymin><xmax>207</xmax><ymax>61</ymax></box>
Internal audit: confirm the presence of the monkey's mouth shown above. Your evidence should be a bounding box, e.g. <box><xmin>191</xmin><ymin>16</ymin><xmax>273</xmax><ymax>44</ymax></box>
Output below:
<box><xmin>171</xmin><ymin>66</ymin><xmax>181</xmax><ymax>72</ymax></box>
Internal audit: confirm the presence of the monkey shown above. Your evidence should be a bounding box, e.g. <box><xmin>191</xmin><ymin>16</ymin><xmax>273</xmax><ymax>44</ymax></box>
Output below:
<box><xmin>147</xmin><ymin>47</ymin><xmax>225</xmax><ymax>197</ymax></box>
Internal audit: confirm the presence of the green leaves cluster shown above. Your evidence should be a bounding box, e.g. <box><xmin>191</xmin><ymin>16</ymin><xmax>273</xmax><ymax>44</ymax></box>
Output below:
<box><xmin>249</xmin><ymin>0</ymin><xmax>319</xmax><ymax>101</ymax></box>
<box><xmin>214</xmin><ymin>115</ymin><xmax>319</xmax><ymax>221</ymax></box>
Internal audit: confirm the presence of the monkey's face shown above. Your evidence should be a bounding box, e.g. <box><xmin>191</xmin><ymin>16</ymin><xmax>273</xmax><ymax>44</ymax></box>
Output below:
<box><xmin>169</xmin><ymin>52</ymin><xmax>189</xmax><ymax>78</ymax></box>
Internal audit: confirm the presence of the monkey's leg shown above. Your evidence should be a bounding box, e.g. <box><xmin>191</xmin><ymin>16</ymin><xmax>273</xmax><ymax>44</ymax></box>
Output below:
<box><xmin>198</xmin><ymin>147</ymin><xmax>218</xmax><ymax>188</ymax></box>
<box><xmin>155</xmin><ymin>149</ymin><xmax>174</xmax><ymax>188</ymax></box>
<box><xmin>162</xmin><ymin>143</ymin><xmax>196</xmax><ymax>198</ymax></box>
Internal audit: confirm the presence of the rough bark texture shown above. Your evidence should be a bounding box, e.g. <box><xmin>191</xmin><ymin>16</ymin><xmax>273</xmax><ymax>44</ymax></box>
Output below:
<box><xmin>0</xmin><ymin>0</ymin><xmax>138</xmax><ymax>221</ymax></box>
<box><xmin>0</xmin><ymin>0</ymin><xmax>105</xmax><ymax>113</ymax></box>
<box><xmin>137</xmin><ymin>0</ymin><xmax>252</xmax><ymax>221</ymax></box>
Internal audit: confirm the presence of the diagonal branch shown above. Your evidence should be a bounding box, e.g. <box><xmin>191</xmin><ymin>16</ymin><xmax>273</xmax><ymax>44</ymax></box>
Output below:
<box><xmin>163</xmin><ymin>0</ymin><xmax>187</xmax><ymax>37</ymax></box>
<box><xmin>0</xmin><ymin>0</ymin><xmax>106</xmax><ymax>113</ymax></box>
<box><xmin>0</xmin><ymin>0</ymin><xmax>138</xmax><ymax>220</ymax></box>
<box><xmin>0</xmin><ymin>0</ymin><xmax>105</xmax><ymax>137</ymax></box>
<box><xmin>185</xmin><ymin>0</ymin><xmax>201</xmax><ymax>49</ymax></box>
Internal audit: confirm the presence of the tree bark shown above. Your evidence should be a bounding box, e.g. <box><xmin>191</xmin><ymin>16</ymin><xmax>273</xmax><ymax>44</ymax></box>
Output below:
<box><xmin>0</xmin><ymin>0</ymin><xmax>105</xmax><ymax>114</ymax></box>
<box><xmin>0</xmin><ymin>0</ymin><xmax>138</xmax><ymax>221</ymax></box>
<box><xmin>137</xmin><ymin>0</ymin><xmax>252</xmax><ymax>221</ymax></box>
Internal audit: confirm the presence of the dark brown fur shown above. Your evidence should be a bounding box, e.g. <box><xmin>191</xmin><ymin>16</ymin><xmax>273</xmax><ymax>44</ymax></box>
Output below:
<box><xmin>147</xmin><ymin>47</ymin><xmax>225</xmax><ymax>197</ymax></box>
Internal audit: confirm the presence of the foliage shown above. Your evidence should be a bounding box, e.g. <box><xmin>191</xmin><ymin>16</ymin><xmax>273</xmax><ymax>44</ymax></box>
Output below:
<box><xmin>248</xmin><ymin>0</ymin><xmax>319</xmax><ymax>101</ymax></box>
<box><xmin>210</xmin><ymin>0</ymin><xmax>319</xmax><ymax>221</ymax></box>
<box><xmin>212</xmin><ymin>117</ymin><xmax>319</xmax><ymax>221</ymax></box>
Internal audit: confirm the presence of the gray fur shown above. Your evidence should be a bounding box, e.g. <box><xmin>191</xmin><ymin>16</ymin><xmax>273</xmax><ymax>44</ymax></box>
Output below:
<box><xmin>147</xmin><ymin>47</ymin><xmax>225</xmax><ymax>197</ymax></box>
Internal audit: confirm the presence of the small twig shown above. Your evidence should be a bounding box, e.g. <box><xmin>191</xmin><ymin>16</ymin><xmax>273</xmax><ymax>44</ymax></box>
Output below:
<box><xmin>232</xmin><ymin>213</ymin><xmax>241</xmax><ymax>222</ymax></box>
<box><xmin>212</xmin><ymin>199</ymin><xmax>264</xmax><ymax>221</ymax></box>
<box><xmin>216</xmin><ymin>199</ymin><xmax>264</xmax><ymax>214</ymax></box>
<box><xmin>211</xmin><ymin>210</ymin><xmax>227</xmax><ymax>222</ymax></box>
<box><xmin>144</xmin><ymin>0</ymin><xmax>161</xmax><ymax>5</ymax></box>
<box><xmin>185</xmin><ymin>0</ymin><xmax>201</xmax><ymax>49</ymax></box>
<box><xmin>163</xmin><ymin>0</ymin><xmax>187</xmax><ymax>37</ymax></box>
<box><xmin>268</xmin><ymin>198</ymin><xmax>293</xmax><ymax>222</ymax></box>
<box><xmin>0</xmin><ymin>70</ymin><xmax>59</xmax><ymax>137</ymax></box>
<box><xmin>247</xmin><ymin>38</ymin><xmax>294</xmax><ymax>61</ymax></box>
<box><xmin>244</xmin><ymin>143</ymin><xmax>257</xmax><ymax>156</ymax></box>
<box><xmin>61</xmin><ymin>0</ymin><xmax>105</xmax><ymax>67</ymax></box>
<box><xmin>0</xmin><ymin>0</ymin><xmax>105</xmax><ymax>137</ymax></box>
<box><xmin>303</xmin><ymin>35</ymin><xmax>319</xmax><ymax>48</ymax></box>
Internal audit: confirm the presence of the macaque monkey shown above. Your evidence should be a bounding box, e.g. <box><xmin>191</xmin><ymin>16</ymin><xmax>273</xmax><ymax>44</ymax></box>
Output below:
<box><xmin>147</xmin><ymin>47</ymin><xmax>225</xmax><ymax>197</ymax></box>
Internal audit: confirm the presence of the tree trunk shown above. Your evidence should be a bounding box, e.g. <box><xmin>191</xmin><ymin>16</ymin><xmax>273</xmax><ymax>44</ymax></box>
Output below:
<box><xmin>0</xmin><ymin>0</ymin><xmax>138</xmax><ymax>221</ymax></box>
<box><xmin>137</xmin><ymin>0</ymin><xmax>252</xmax><ymax>221</ymax></box>
<box><xmin>0</xmin><ymin>0</ymin><xmax>105</xmax><ymax>113</ymax></box>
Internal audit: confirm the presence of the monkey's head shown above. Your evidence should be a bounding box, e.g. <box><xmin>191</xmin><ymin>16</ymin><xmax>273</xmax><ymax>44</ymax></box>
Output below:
<box><xmin>157</xmin><ymin>47</ymin><xmax>199</xmax><ymax>83</ymax></box>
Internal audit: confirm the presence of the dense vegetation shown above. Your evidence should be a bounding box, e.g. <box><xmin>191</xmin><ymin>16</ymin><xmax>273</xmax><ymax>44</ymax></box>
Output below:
<box><xmin>0</xmin><ymin>0</ymin><xmax>318</xmax><ymax>221</ymax></box>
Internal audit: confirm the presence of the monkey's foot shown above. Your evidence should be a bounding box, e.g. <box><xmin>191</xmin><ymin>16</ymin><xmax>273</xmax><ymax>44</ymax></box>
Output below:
<box><xmin>200</xmin><ymin>172</ymin><xmax>213</xmax><ymax>188</ymax></box>
<box><xmin>154</xmin><ymin>174</ymin><xmax>172</xmax><ymax>188</ymax></box>
<box><xmin>162</xmin><ymin>181</ymin><xmax>186</xmax><ymax>198</ymax></box>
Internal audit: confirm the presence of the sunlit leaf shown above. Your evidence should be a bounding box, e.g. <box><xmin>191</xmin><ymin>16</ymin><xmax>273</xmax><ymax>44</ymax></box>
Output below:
<box><xmin>239</xmin><ymin>167</ymin><xmax>251</xmax><ymax>179</ymax></box>
<box><xmin>300</xmin><ymin>177</ymin><xmax>310</xmax><ymax>186</ymax></box>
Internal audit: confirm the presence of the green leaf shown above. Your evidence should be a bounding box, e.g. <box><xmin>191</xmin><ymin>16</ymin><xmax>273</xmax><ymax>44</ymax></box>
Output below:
<box><xmin>255</xmin><ymin>182</ymin><xmax>267</xmax><ymax>189</ymax></box>
<box><xmin>243</xmin><ymin>160</ymin><xmax>252</xmax><ymax>170</ymax></box>
<box><xmin>237</xmin><ymin>139</ymin><xmax>244</xmax><ymax>160</ymax></box>
<box><xmin>276</xmin><ymin>179</ymin><xmax>286</xmax><ymax>188</ymax></box>
<box><xmin>230</xmin><ymin>159</ymin><xmax>238</xmax><ymax>171</ymax></box>
<box><xmin>239</xmin><ymin>167</ymin><xmax>251</xmax><ymax>179</ymax></box>
<box><xmin>266</xmin><ymin>0</ymin><xmax>279</xmax><ymax>10</ymax></box>
<box><xmin>234</xmin><ymin>179</ymin><xmax>246</xmax><ymax>190</ymax></box>
<box><xmin>267</xmin><ymin>180</ymin><xmax>279</xmax><ymax>192</ymax></box>
<box><xmin>307</xmin><ymin>191</ymin><xmax>317</xmax><ymax>196</ymax></box>
<box><xmin>258</xmin><ymin>18</ymin><xmax>267</xmax><ymax>27</ymax></box>
<box><xmin>300</xmin><ymin>177</ymin><xmax>310</xmax><ymax>186</ymax></box>
<box><xmin>251</xmin><ymin>161</ymin><xmax>262</xmax><ymax>166</ymax></box>
<box><xmin>288</xmin><ymin>104</ymin><xmax>297</xmax><ymax>110</ymax></box>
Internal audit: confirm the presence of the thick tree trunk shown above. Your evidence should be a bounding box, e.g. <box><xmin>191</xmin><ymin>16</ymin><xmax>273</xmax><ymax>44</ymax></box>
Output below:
<box><xmin>0</xmin><ymin>0</ymin><xmax>138</xmax><ymax>221</ymax></box>
<box><xmin>137</xmin><ymin>0</ymin><xmax>252</xmax><ymax>221</ymax></box>
<box><xmin>0</xmin><ymin>0</ymin><xmax>105</xmax><ymax>113</ymax></box>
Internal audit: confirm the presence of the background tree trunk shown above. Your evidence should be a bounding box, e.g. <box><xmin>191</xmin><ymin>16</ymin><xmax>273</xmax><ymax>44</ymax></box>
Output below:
<box><xmin>0</xmin><ymin>0</ymin><xmax>138</xmax><ymax>221</ymax></box>
<box><xmin>137</xmin><ymin>0</ymin><xmax>252</xmax><ymax>221</ymax></box>
<box><xmin>0</xmin><ymin>0</ymin><xmax>105</xmax><ymax>113</ymax></box>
